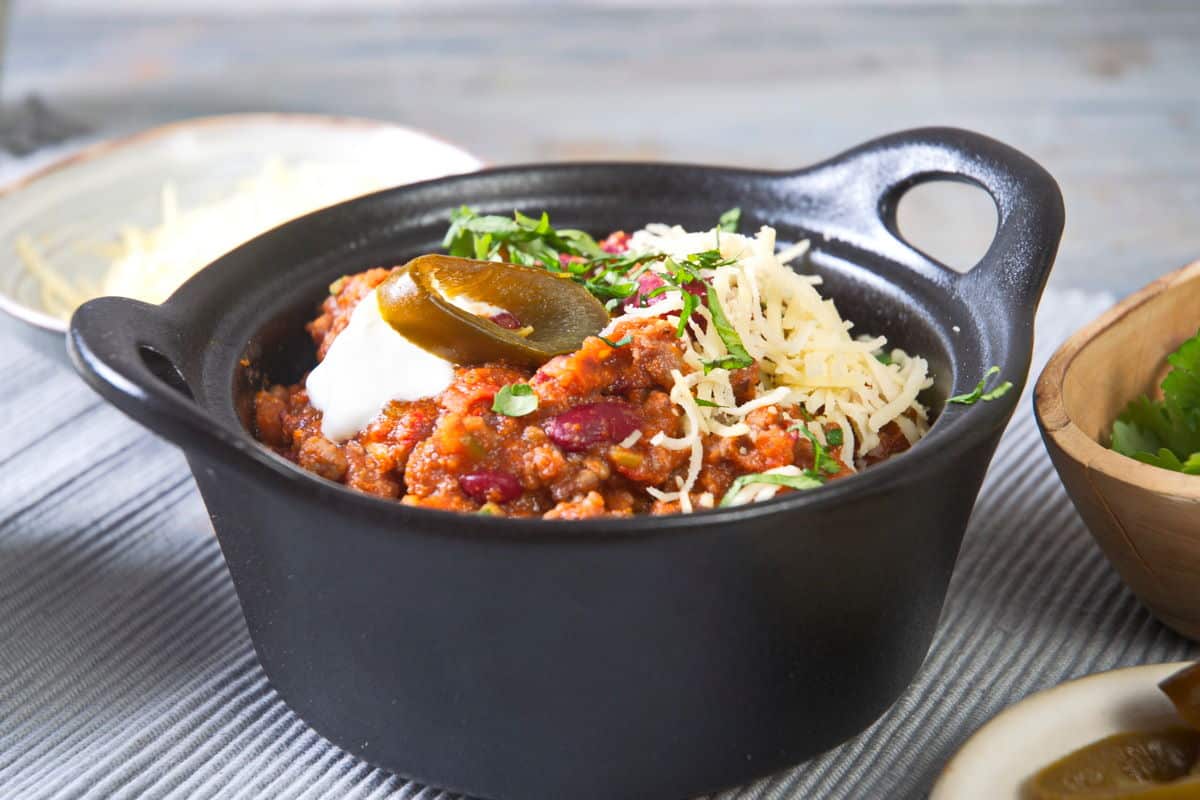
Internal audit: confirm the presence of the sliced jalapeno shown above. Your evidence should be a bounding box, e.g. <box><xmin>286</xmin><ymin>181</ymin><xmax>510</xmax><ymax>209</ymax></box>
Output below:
<box><xmin>377</xmin><ymin>255</ymin><xmax>610</xmax><ymax>368</ymax></box>
<box><xmin>1027</xmin><ymin>729</ymin><xmax>1200</xmax><ymax>798</ymax></box>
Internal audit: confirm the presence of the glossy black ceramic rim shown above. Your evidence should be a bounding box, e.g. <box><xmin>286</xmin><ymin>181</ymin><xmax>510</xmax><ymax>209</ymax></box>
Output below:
<box><xmin>68</xmin><ymin>126</ymin><xmax>1065</xmax><ymax>539</ymax></box>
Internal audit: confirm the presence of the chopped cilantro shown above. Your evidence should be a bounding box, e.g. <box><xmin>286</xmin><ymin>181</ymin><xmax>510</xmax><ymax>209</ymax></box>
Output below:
<box><xmin>444</xmin><ymin>208</ymin><xmax>760</xmax><ymax>379</ymax></box>
<box><xmin>685</xmin><ymin>249</ymin><xmax>737</xmax><ymax>271</ymax></box>
<box><xmin>704</xmin><ymin>356</ymin><xmax>755</xmax><ymax>374</ymax></box>
<box><xmin>791</xmin><ymin>423</ymin><xmax>841</xmax><ymax>476</ymax></box>
<box><xmin>584</xmin><ymin>278</ymin><xmax>639</xmax><ymax>301</ymax></box>
<box><xmin>599</xmin><ymin>334</ymin><xmax>632</xmax><ymax>348</ymax></box>
<box><xmin>826</xmin><ymin>427</ymin><xmax>844</xmax><ymax>447</ymax></box>
<box><xmin>492</xmin><ymin>383</ymin><xmax>539</xmax><ymax>417</ymax></box>
<box><xmin>1110</xmin><ymin>328</ymin><xmax>1200</xmax><ymax>474</ymax></box>
<box><xmin>718</xmin><ymin>207</ymin><xmax>742</xmax><ymax>233</ymax></box>
<box><xmin>701</xmin><ymin>284</ymin><xmax>754</xmax><ymax>373</ymax></box>
<box><xmin>677</xmin><ymin>291</ymin><xmax>700</xmax><ymax>337</ymax></box>
<box><xmin>642</xmin><ymin>250</ymin><xmax>736</xmax><ymax>340</ymax></box>
<box><xmin>981</xmin><ymin>381</ymin><xmax>1014</xmax><ymax>401</ymax></box>
<box><xmin>443</xmin><ymin>206</ymin><xmax>659</xmax><ymax>305</ymax></box>
<box><xmin>719</xmin><ymin>471</ymin><xmax>824</xmax><ymax>507</ymax></box>
<box><xmin>948</xmin><ymin>366</ymin><xmax>1013</xmax><ymax>405</ymax></box>
<box><xmin>694</xmin><ymin>398</ymin><xmax>721</xmax><ymax>408</ymax></box>
<box><xmin>875</xmin><ymin>351</ymin><xmax>893</xmax><ymax>366</ymax></box>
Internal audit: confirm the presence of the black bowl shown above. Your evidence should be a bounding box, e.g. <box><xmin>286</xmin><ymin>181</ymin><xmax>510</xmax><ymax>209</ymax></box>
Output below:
<box><xmin>68</xmin><ymin>128</ymin><xmax>1063</xmax><ymax>800</ymax></box>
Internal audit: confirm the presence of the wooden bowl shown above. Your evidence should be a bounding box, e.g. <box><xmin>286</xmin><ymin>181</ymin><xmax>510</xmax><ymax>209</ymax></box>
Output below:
<box><xmin>1035</xmin><ymin>260</ymin><xmax>1200</xmax><ymax>639</ymax></box>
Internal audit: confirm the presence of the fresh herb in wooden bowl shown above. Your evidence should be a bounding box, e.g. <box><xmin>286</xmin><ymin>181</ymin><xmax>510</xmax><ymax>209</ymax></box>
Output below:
<box><xmin>1036</xmin><ymin>260</ymin><xmax>1200</xmax><ymax>641</ymax></box>
<box><xmin>1109</xmin><ymin>329</ymin><xmax>1200</xmax><ymax>474</ymax></box>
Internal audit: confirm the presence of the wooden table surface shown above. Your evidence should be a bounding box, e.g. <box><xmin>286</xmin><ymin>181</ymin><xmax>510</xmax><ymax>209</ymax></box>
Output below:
<box><xmin>6</xmin><ymin>2</ymin><xmax>1200</xmax><ymax>296</ymax></box>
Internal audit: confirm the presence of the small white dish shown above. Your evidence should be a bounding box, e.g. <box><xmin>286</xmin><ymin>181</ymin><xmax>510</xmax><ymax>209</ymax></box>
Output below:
<box><xmin>930</xmin><ymin>662</ymin><xmax>1191</xmax><ymax>800</ymax></box>
<box><xmin>0</xmin><ymin>113</ymin><xmax>482</xmax><ymax>362</ymax></box>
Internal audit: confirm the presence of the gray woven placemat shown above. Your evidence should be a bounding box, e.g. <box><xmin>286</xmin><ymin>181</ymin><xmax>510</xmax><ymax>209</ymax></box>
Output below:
<box><xmin>0</xmin><ymin>288</ymin><xmax>1194</xmax><ymax>800</ymax></box>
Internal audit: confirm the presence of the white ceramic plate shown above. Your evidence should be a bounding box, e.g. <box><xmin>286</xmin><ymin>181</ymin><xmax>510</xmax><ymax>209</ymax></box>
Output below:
<box><xmin>0</xmin><ymin>113</ymin><xmax>482</xmax><ymax>346</ymax></box>
<box><xmin>930</xmin><ymin>662</ymin><xmax>1191</xmax><ymax>800</ymax></box>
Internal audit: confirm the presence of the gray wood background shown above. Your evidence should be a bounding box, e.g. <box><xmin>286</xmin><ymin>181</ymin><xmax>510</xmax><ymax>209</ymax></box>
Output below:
<box><xmin>4</xmin><ymin>1</ymin><xmax>1198</xmax><ymax>295</ymax></box>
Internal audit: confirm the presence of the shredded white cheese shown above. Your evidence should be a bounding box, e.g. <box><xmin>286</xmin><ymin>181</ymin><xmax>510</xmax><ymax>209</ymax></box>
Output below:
<box><xmin>17</xmin><ymin>158</ymin><xmax>405</xmax><ymax>318</ymax></box>
<box><xmin>618</xmin><ymin>430</ymin><xmax>642</xmax><ymax>448</ymax></box>
<box><xmin>618</xmin><ymin>223</ymin><xmax>932</xmax><ymax>505</ymax></box>
<box><xmin>15</xmin><ymin>235</ymin><xmax>94</xmax><ymax>318</ymax></box>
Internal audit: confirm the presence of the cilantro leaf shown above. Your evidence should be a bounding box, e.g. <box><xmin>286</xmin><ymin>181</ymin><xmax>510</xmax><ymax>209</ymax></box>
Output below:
<box><xmin>686</xmin><ymin>249</ymin><xmax>737</xmax><ymax>271</ymax></box>
<box><xmin>694</xmin><ymin>398</ymin><xmax>721</xmax><ymax>408</ymax></box>
<box><xmin>1109</xmin><ymin>328</ymin><xmax>1200</xmax><ymax>473</ymax></box>
<box><xmin>443</xmin><ymin>206</ymin><xmax>678</xmax><ymax>308</ymax></box>
<box><xmin>555</xmin><ymin>228</ymin><xmax>608</xmax><ymax>259</ymax></box>
<box><xmin>701</xmin><ymin>284</ymin><xmax>754</xmax><ymax>374</ymax></box>
<box><xmin>492</xmin><ymin>383</ymin><xmax>539</xmax><ymax>417</ymax></box>
<box><xmin>826</xmin><ymin>427</ymin><xmax>844</xmax><ymax>447</ymax></box>
<box><xmin>948</xmin><ymin>366</ymin><xmax>1012</xmax><ymax>405</ymax></box>
<box><xmin>677</xmin><ymin>291</ymin><xmax>700</xmax><ymax>337</ymax></box>
<box><xmin>1117</xmin><ymin>397</ymin><xmax>1170</xmax><ymax>446</ymax></box>
<box><xmin>1162</xmin><ymin>334</ymin><xmax>1200</xmax><ymax>445</ymax></box>
<box><xmin>791</xmin><ymin>423</ymin><xmax>843</xmax><ymax>476</ymax></box>
<box><xmin>584</xmin><ymin>278</ymin><xmax>638</xmax><ymax>301</ymax></box>
<box><xmin>599</xmin><ymin>334</ymin><xmax>632</xmax><ymax>348</ymax></box>
<box><xmin>719</xmin><ymin>471</ymin><xmax>824</xmax><ymax>507</ymax></box>
<box><xmin>1131</xmin><ymin>448</ymin><xmax>1185</xmax><ymax>472</ymax></box>
<box><xmin>981</xmin><ymin>381</ymin><xmax>1014</xmax><ymax>401</ymax></box>
<box><xmin>1111</xmin><ymin>416</ymin><xmax>1164</xmax><ymax>457</ymax></box>
<box><xmin>718</xmin><ymin>207</ymin><xmax>742</xmax><ymax>233</ymax></box>
<box><xmin>703</xmin><ymin>356</ymin><xmax>755</xmax><ymax>373</ymax></box>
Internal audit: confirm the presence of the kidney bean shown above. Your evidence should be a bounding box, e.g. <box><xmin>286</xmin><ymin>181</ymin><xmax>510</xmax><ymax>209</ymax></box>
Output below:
<box><xmin>623</xmin><ymin>272</ymin><xmax>707</xmax><ymax>313</ymax></box>
<box><xmin>490</xmin><ymin>311</ymin><xmax>522</xmax><ymax>330</ymax></box>
<box><xmin>600</xmin><ymin>230</ymin><xmax>631</xmax><ymax>253</ymax></box>
<box><xmin>623</xmin><ymin>273</ymin><xmax>666</xmax><ymax>311</ymax></box>
<box><xmin>543</xmin><ymin>402</ymin><xmax>641</xmax><ymax>452</ymax></box>
<box><xmin>458</xmin><ymin>470</ymin><xmax>523</xmax><ymax>504</ymax></box>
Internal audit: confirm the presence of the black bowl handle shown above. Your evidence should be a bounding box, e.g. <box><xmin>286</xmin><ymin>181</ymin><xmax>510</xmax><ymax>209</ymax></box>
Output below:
<box><xmin>781</xmin><ymin>126</ymin><xmax>1065</xmax><ymax>314</ymax></box>
<box><xmin>68</xmin><ymin>296</ymin><xmax>249</xmax><ymax>465</ymax></box>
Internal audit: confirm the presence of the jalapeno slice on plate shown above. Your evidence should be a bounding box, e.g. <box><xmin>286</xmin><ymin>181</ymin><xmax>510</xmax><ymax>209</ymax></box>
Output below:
<box><xmin>377</xmin><ymin>254</ymin><xmax>611</xmax><ymax>367</ymax></box>
<box><xmin>1027</xmin><ymin>729</ymin><xmax>1200</xmax><ymax>799</ymax></box>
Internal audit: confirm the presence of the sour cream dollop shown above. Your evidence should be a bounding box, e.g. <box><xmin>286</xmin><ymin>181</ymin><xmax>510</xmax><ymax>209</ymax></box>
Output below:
<box><xmin>306</xmin><ymin>288</ymin><xmax>454</xmax><ymax>442</ymax></box>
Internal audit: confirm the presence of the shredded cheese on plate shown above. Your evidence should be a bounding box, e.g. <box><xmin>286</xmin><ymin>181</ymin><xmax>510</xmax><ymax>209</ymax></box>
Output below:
<box><xmin>17</xmin><ymin>158</ymin><xmax>404</xmax><ymax>317</ymax></box>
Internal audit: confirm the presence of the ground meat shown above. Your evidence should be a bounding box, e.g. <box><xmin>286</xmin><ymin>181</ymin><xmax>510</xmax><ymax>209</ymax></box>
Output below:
<box><xmin>254</xmin><ymin>385</ymin><xmax>289</xmax><ymax>448</ymax></box>
<box><xmin>530</xmin><ymin>319</ymin><xmax>687</xmax><ymax>412</ymax></box>
<box><xmin>253</xmin><ymin>383</ymin><xmax>436</xmax><ymax>501</ymax></box>
<box><xmin>253</xmin><ymin>267</ymin><xmax>913</xmax><ymax>519</ymax></box>
<box><xmin>542</xmin><ymin>491</ymin><xmax>622</xmax><ymax>520</ymax></box>
<box><xmin>863</xmin><ymin>420</ymin><xmax>913</xmax><ymax>466</ymax></box>
<box><xmin>298</xmin><ymin>436</ymin><xmax>348</xmax><ymax>482</ymax></box>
